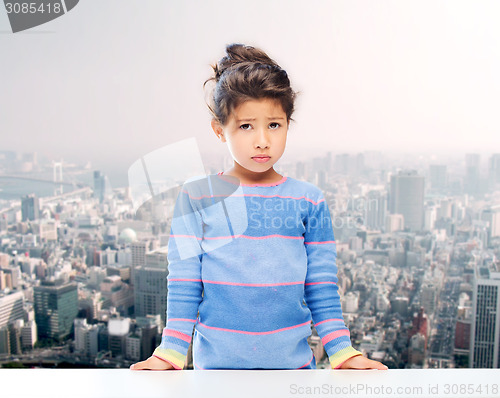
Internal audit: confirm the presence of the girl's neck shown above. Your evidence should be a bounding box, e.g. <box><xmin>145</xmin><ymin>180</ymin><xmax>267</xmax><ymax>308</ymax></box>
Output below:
<box><xmin>222</xmin><ymin>166</ymin><xmax>283</xmax><ymax>185</ymax></box>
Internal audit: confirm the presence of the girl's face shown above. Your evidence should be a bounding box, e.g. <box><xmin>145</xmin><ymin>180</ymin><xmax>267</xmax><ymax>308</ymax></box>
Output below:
<box><xmin>211</xmin><ymin>98</ymin><xmax>289</xmax><ymax>182</ymax></box>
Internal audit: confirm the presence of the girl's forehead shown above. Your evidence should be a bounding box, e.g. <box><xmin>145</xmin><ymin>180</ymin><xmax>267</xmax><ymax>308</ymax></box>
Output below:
<box><xmin>230</xmin><ymin>98</ymin><xmax>286</xmax><ymax>118</ymax></box>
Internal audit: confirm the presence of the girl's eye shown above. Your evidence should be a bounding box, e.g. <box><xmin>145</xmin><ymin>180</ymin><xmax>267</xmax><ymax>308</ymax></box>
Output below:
<box><xmin>240</xmin><ymin>124</ymin><xmax>252</xmax><ymax>130</ymax></box>
<box><xmin>269</xmin><ymin>122</ymin><xmax>280</xmax><ymax>129</ymax></box>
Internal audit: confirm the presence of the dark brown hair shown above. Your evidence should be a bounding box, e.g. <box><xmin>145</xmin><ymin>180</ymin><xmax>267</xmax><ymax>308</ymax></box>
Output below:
<box><xmin>204</xmin><ymin>43</ymin><xmax>297</xmax><ymax>126</ymax></box>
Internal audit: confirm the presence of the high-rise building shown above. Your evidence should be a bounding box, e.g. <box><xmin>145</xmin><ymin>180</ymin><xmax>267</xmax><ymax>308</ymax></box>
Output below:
<box><xmin>421</xmin><ymin>283</ymin><xmax>437</xmax><ymax>315</ymax></box>
<box><xmin>21</xmin><ymin>194</ymin><xmax>39</xmax><ymax>221</ymax></box>
<box><xmin>429</xmin><ymin>164</ymin><xmax>447</xmax><ymax>192</ymax></box>
<box><xmin>488</xmin><ymin>154</ymin><xmax>500</xmax><ymax>189</ymax></box>
<box><xmin>455</xmin><ymin>318</ymin><xmax>471</xmax><ymax>351</ymax></box>
<box><xmin>108</xmin><ymin>318</ymin><xmax>130</xmax><ymax>358</ymax></box>
<box><xmin>334</xmin><ymin>154</ymin><xmax>350</xmax><ymax>175</ymax></box>
<box><xmin>125</xmin><ymin>333</ymin><xmax>141</xmax><ymax>361</ymax></box>
<box><xmin>480</xmin><ymin>205</ymin><xmax>500</xmax><ymax>245</ymax></box>
<box><xmin>365</xmin><ymin>191</ymin><xmax>387</xmax><ymax>231</ymax></box>
<box><xmin>21</xmin><ymin>319</ymin><xmax>37</xmax><ymax>350</ymax></box>
<box><xmin>465</xmin><ymin>154</ymin><xmax>481</xmax><ymax>196</ymax></box>
<box><xmin>385</xmin><ymin>214</ymin><xmax>404</xmax><ymax>233</ymax></box>
<box><xmin>93</xmin><ymin>170</ymin><xmax>107</xmax><ymax>203</ymax></box>
<box><xmin>8</xmin><ymin>320</ymin><xmax>23</xmax><ymax>355</ymax></box>
<box><xmin>295</xmin><ymin>161</ymin><xmax>305</xmax><ymax>180</ymax></box>
<box><xmin>0</xmin><ymin>291</ymin><xmax>24</xmax><ymax>329</ymax></box>
<box><xmin>389</xmin><ymin>170</ymin><xmax>425</xmax><ymax>231</ymax></box>
<box><xmin>130</xmin><ymin>241</ymin><xmax>147</xmax><ymax>287</ymax></box>
<box><xmin>424</xmin><ymin>206</ymin><xmax>437</xmax><ymax>231</ymax></box>
<box><xmin>316</xmin><ymin>170</ymin><xmax>327</xmax><ymax>190</ymax></box>
<box><xmin>134</xmin><ymin>249</ymin><xmax>168</xmax><ymax>324</ymax></box>
<box><xmin>33</xmin><ymin>280</ymin><xmax>78</xmax><ymax>341</ymax></box>
<box><xmin>0</xmin><ymin>326</ymin><xmax>9</xmax><ymax>354</ymax></box>
<box><xmin>74</xmin><ymin>318</ymin><xmax>99</xmax><ymax>357</ymax></box>
<box><xmin>470</xmin><ymin>263</ymin><xmax>500</xmax><ymax>368</ymax></box>
<box><xmin>0</xmin><ymin>322</ymin><xmax>22</xmax><ymax>355</ymax></box>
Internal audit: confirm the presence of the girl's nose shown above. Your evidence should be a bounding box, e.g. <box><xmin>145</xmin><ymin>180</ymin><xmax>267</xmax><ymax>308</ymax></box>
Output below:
<box><xmin>255</xmin><ymin>128</ymin><xmax>270</xmax><ymax>148</ymax></box>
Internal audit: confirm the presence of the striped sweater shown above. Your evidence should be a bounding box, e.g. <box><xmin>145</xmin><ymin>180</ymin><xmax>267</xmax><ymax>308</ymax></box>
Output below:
<box><xmin>152</xmin><ymin>172</ymin><xmax>362</xmax><ymax>369</ymax></box>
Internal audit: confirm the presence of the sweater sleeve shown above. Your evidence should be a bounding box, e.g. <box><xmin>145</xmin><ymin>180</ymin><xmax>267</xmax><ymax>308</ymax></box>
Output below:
<box><xmin>303</xmin><ymin>191</ymin><xmax>363</xmax><ymax>369</ymax></box>
<box><xmin>152</xmin><ymin>184</ymin><xmax>204</xmax><ymax>370</ymax></box>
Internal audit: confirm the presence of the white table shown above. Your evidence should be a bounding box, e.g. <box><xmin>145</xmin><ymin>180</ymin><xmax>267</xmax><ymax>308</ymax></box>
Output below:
<box><xmin>2</xmin><ymin>368</ymin><xmax>500</xmax><ymax>398</ymax></box>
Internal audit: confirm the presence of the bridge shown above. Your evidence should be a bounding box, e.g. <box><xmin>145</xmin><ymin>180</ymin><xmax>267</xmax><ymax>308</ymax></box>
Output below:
<box><xmin>0</xmin><ymin>175</ymin><xmax>87</xmax><ymax>188</ymax></box>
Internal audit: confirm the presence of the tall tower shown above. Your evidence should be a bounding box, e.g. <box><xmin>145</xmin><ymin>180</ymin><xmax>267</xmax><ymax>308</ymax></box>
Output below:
<box><xmin>489</xmin><ymin>154</ymin><xmax>500</xmax><ymax>190</ymax></box>
<box><xmin>93</xmin><ymin>170</ymin><xmax>106</xmax><ymax>203</ymax></box>
<box><xmin>21</xmin><ymin>194</ymin><xmax>40</xmax><ymax>221</ymax></box>
<box><xmin>429</xmin><ymin>164</ymin><xmax>447</xmax><ymax>192</ymax></box>
<box><xmin>53</xmin><ymin>160</ymin><xmax>63</xmax><ymax>196</ymax></box>
<box><xmin>33</xmin><ymin>280</ymin><xmax>78</xmax><ymax>341</ymax></box>
<box><xmin>465</xmin><ymin>153</ymin><xmax>481</xmax><ymax>196</ymax></box>
<box><xmin>389</xmin><ymin>170</ymin><xmax>425</xmax><ymax>232</ymax></box>
<box><xmin>470</xmin><ymin>264</ymin><xmax>500</xmax><ymax>368</ymax></box>
<box><xmin>0</xmin><ymin>291</ymin><xmax>24</xmax><ymax>329</ymax></box>
<box><xmin>134</xmin><ymin>249</ymin><xmax>168</xmax><ymax>325</ymax></box>
<box><xmin>365</xmin><ymin>190</ymin><xmax>387</xmax><ymax>231</ymax></box>
<box><xmin>130</xmin><ymin>241</ymin><xmax>147</xmax><ymax>287</ymax></box>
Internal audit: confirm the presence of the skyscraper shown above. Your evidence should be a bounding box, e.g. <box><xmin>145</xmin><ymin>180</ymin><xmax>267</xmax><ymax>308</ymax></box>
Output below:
<box><xmin>470</xmin><ymin>263</ymin><xmax>500</xmax><ymax>368</ymax></box>
<box><xmin>134</xmin><ymin>249</ymin><xmax>168</xmax><ymax>325</ymax></box>
<box><xmin>480</xmin><ymin>205</ymin><xmax>500</xmax><ymax>246</ymax></box>
<box><xmin>488</xmin><ymin>154</ymin><xmax>500</xmax><ymax>189</ymax></box>
<box><xmin>0</xmin><ymin>291</ymin><xmax>24</xmax><ymax>329</ymax></box>
<box><xmin>389</xmin><ymin>170</ymin><xmax>425</xmax><ymax>232</ymax></box>
<box><xmin>34</xmin><ymin>280</ymin><xmax>78</xmax><ymax>341</ymax></box>
<box><xmin>130</xmin><ymin>241</ymin><xmax>147</xmax><ymax>287</ymax></box>
<box><xmin>21</xmin><ymin>194</ymin><xmax>39</xmax><ymax>221</ymax></box>
<box><xmin>465</xmin><ymin>154</ymin><xmax>481</xmax><ymax>196</ymax></box>
<box><xmin>429</xmin><ymin>164</ymin><xmax>447</xmax><ymax>192</ymax></box>
<box><xmin>365</xmin><ymin>190</ymin><xmax>387</xmax><ymax>231</ymax></box>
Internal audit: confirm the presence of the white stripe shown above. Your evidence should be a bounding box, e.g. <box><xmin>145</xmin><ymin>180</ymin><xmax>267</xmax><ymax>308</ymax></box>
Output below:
<box><xmin>60</xmin><ymin>0</ymin><xmax>68</xmax><ymax>13</ymax></box>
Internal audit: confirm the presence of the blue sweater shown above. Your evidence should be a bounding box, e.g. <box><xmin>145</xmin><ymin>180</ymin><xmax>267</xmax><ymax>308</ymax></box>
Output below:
<box><xmin>152</xmin><ymin>172</ymin><xmax>362</xmax><ymax>369</ymax></box>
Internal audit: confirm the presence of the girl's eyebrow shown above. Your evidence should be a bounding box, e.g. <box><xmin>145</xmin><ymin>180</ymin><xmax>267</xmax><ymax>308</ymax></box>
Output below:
<box><xmin>236</xmin><ymin>117</ymin><xmax>286</xmax><ymax>122</ymax></box>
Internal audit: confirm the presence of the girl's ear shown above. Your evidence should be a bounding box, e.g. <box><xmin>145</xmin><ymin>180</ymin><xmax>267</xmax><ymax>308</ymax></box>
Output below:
<box><xmin>211</xmin><ymin>119</ymin><xmax>226</xmax><ymax>142</ymax></box>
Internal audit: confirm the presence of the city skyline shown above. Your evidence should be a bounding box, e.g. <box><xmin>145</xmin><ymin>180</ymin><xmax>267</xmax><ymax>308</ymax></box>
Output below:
<box><xmin>1</xmin><ymin>0</ymin><xmax>500</xmax><ymax>180</ymax></box>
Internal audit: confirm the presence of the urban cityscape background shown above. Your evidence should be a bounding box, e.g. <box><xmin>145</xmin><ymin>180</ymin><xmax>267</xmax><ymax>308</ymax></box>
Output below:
<box><xmin>0</xmin><ymin>148</ymin><xmax>499</xmax><ymax>370</ymax></box>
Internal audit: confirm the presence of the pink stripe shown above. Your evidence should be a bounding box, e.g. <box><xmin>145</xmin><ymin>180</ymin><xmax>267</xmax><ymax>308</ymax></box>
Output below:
<box><xmin>198</xmin><ymin>320</ymin><xmax>310</xmax><ymax>335</ymax></box>
<box><xmin>216</xmin><ymin>173</ymin><xmax>288</xmax><ymax>187</ymax></box>
<box><xmin>322</xmin><ymin>329</ymin><xmax>350</xmax><ymax>345</ymax></box>
<box><xmin>193</xmin><ymin>360</ymin><xmax>205</xmax><ymax>370</ymax></box>
<box><xmin>169</xmin><ymin>318</ymin><xmax>197</xmax><ymax>323</ymax></box>
<box><xmin>314</xmin><ymin>318</ymin><xmax>344</xmax><ymax>327</ymax></box>
<box><xmin>202</xmin><ymin>280</ymin><xmax>303</xmax><ymax>287</ymax></box>
<box><xmin>172</xmin><ymin>233</ymin><xmax>305</xmax><ymax>241</ymax></box>
<box><xmin>163</xmin><ymin>329</ymin><xmax>192</xmax><ymax>343</ymax></box>
<box><xmin>181</xmin><ymin>190</ymin><xmax>324</xmax><ymax>205</ymax></box>
<box><xmin>305</xmin><ymin>281</ymin><xmax>336</xmax><ymax>286</ymax></box>
<box><xmin>297</xmin><ymin>354</ymin><xmax>314</xmax><ymax>369</ymax></box>
<box><xmin>170</xmin><ymin>278</ymin><xmax>304</xmax><ymax>287</ymax></box>
<box><xmin>305</xmin><ymin>240</ymin><xmax>335</xmax><ymax>245</ymax></box>
<box><xmin>204</xmin><ymin>234</ymin><xmax>304</xmax><ymax>241</ymax></box>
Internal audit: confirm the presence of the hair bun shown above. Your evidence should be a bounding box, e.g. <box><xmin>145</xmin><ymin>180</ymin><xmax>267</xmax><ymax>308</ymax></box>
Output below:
<box><xmin>203</xmin><ymin>43</ymin><xmax>297</xmax><ymax>126</ymax></box>
<box><xmin>214</xmin><ymin>43</ymin><xmax>279</xmax><ymax>82</ymax></box>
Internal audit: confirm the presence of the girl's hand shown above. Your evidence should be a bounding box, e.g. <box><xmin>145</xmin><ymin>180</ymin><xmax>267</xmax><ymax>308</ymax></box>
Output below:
<box><xmin>130</xmin><ymin>355</ymin><xmax>176</xmax><ymax>371</ymax></box>
<box><xmin>339</xmin><ymin>354</ymin><xmax>388</xmax><ymax>370</ymax></box>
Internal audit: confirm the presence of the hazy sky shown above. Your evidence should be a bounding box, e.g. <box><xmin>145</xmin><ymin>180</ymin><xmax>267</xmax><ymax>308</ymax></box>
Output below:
<box><xmin>1</xmin><ymin>0</ymin><xmax>499</xmax><ymax>183</ymax></box>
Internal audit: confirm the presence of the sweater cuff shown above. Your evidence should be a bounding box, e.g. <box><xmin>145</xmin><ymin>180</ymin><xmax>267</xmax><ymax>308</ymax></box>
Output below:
<box><xmin>152</xmin><ymin>347</ymin><xmax>186</xmax><ymax>370</ymax></box>
<box><xmin>329</xmin><ymin>346</ymin><xmax>363</xmax><ymax>369</ymax></box>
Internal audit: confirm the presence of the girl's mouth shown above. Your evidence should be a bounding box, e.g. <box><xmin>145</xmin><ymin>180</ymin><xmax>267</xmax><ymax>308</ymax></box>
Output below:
<box><xmin>252</xmin><ymin>156</ymin><xmax>270</xmax><ymax>163</ymax></box>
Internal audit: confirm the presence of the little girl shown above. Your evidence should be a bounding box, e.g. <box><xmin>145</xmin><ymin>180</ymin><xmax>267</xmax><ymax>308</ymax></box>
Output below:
<box><xmin>131</xmin><ymin>43</ymin><xmax>388</xmax><ymax>371</ymax></box>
